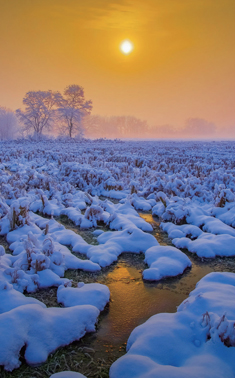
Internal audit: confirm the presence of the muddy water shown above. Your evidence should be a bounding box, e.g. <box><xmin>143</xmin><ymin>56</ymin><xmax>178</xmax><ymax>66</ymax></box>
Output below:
<box><xmin>87</xmin><ymin>213</ymin><xmax>235</xmax><ymax>353</ymax></box>
<box><xmin>89</xmin><ymin>236</ymin><xmax>210</xmax><ymax>351</ymax></box>
<box><xmin>3</xmin><ymin>212</ymin><xmax>235</xmax><ymax>377</ymax></box>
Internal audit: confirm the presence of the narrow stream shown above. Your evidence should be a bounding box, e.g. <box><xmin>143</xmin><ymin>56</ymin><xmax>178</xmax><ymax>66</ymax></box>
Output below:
<box><xmin>3</xmin><ymin>213</ymin><xmax>235</xmax><ymax>378</ymax></box>
<box><xmin>80</xmin><ymin>213</ymin><xmax>235</xmax><ymax>366</ymax></box>
<box><xmin>87</xmin><ymin>214</ymin><xmax>214</xmax><ymax>353</ymax></box>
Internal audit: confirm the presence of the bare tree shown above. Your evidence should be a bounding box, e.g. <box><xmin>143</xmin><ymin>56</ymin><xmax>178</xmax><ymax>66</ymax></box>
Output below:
<box><xmin>0</xmin><ymin>107</ymin><xmax>18</xmax><ymax>140</ymax></box>
<box><xmin>57</xmin><ymin>85</ymin><xmax>92</xmax><ymax>138</ymax></box>
<box><xmin>16</xmin><ymin>91</ymin><xmax>62</xmax><ymax>135</ymax></box>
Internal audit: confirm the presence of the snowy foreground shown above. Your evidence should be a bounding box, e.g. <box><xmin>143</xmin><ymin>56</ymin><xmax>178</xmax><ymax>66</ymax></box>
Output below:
<box><xmin>0</xmin><ymin>139</ymin><xmax>235</xmax><ymax>375</ymax></box>
<box><xmin>110</xmin><ymin>272</ymin><xmax>235</xmax><ymax>378</ymax></box>
<box><xmin>49</xmin><ymin>273</ymin><xmax>235</xmax><ymax>378</ymax></box>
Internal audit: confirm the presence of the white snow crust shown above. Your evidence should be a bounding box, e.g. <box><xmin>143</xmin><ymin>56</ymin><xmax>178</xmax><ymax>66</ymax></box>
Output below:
<box><xmin>50</xmin><ymin>373</ymin><xmax>87</xmax><ymax>378</ymax></box>
<box><xmin>1</xmin><ymin>139</ymin><xmax>235</xmax><ymax>374</ymax></box>
<box><xmin>57</xmin><ymin>282</ymin><xmax>110</xmax><ymax>311</ymax></box>
<box><xmin>110</xmin><ymin>272</ymin><xmax>235</xmax><ymax>378</ymax></box>
<box><xmin>143</xmin><ymin>245</ymin><xmax>192</xmax><ymax>281</ymax></box>
<box><xmin>0</xmin><ymin>304</ymin><xmax>99</xmax><ymax>371</ymax></box>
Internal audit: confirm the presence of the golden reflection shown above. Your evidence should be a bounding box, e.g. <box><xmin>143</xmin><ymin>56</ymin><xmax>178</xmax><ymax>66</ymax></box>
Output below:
<box><xmin>139</xmin><ymin>213</ymin><xmax>154</xmax><ymax>223</ymax></box>
<box><xmin>107</xmin><ymin>266</ymin><xmax>131</xmax><ymax>280</ymax></box>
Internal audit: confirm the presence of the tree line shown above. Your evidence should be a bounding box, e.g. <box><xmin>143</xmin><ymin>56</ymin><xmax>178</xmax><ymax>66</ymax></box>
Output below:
<box><xmin>0</xmin><ymin>84</ymin><xmax>149</xmax><ymax>139</ymax></box>
<box><xmin>16</xmin><ymin>85</ymin><xmax>92</xmax><ymax>138</ymax></box>
<box><xmin>0</xmin><ymin>84</ymin><xmax>221</xmax><ymax>140</ymax></box>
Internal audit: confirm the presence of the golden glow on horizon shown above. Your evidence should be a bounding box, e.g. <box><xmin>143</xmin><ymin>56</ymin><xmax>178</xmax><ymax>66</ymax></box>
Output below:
<box><xmin>0</xmin><ymin>0</ymin><xmax>234</xmax><ymax>131</ymax></box>
<box><xmin>120</xmin><ymin>40</ymin><xmax>133</xmax><ymax>54</ymax></box>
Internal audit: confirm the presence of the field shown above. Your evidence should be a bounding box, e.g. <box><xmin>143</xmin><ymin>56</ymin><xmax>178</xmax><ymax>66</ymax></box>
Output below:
<box><xmin>0</xmin><ymin>139</ymin><xmax>235</xmax><ymax>378</ymax></box>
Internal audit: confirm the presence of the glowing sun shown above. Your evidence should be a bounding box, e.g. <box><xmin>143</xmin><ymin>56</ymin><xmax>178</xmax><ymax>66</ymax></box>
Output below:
<box><xmin>120</xmin><ymin>40</ymin><xmax>133</xmax><ymax>55</ymax></box>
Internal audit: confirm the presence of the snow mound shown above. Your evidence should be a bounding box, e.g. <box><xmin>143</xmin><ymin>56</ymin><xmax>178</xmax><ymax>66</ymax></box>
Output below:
<box><xmin>143</xmin><ymin>245</ymin><xmax>192</xmax><ymax>281</ymax></box>
<box><xmin>0</xmin><ymin>304</ymin><xmax>99</xmax><ymax>371</ymax></box>
<box><xmin>0</xmin><ymin>282</ymin><xmax>46</xmax><ymax>314</ymax></box>
<box><xmin>161</xmin><ymin>222</ymin><xmax>203</xmax><ymax>239</ymax></box>
<box><xmin>57</xmin><ymin>282</ymin><xmax>110</xmax><ymax>311</ymax></box>
<box><xmin>173</xmin><ymin>232</ymin><xmax>235</xmax><ymax>258</ymax></box>
<box><xmin>178</xmin><ymin>272</ymin><xmax>235</xmax><ymax>318</ymax></box>
<box><xmin>110</xmin><ymin>272</ymin><xmax>235</xmax><ymax>378</ymax></box>
<box><xmin>50</xmin><ymin>373</ymin><xmax>87</xmax><ymax>378</ymax></box>
<box><xmin>130</xmin><ymin>194</ymin><xmax>152</xmax><ymax>211</ymax></box>
<box><xmin>72</xmin><ymin>227</ymin><xmax>158</xmax><ymax>268</ymax></box>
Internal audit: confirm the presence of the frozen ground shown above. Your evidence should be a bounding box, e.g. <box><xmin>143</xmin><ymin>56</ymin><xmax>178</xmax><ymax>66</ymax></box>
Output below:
<box><xmin>0</xmin><ymin>139</ymin><xmax>235</xmax><ymax>376</ymax></box>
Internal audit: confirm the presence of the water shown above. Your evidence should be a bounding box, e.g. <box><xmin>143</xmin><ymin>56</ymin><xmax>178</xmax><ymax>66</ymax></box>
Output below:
<box><xmin>3</xmin><ymin>212</ymin><xmax>235</xmax><ymax>377</ymax></box>
<box><xmin>87</xmin><ymin>213</ymin><xmax>234</xmax><ymax>355</ymax></box>
<box><xmin>93</xmin><ymin>258</ymin><xmax>204</xmax><ymax>346</ymax></box>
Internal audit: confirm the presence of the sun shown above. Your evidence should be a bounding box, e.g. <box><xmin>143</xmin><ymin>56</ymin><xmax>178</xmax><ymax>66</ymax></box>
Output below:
<box><xmin>120</xmin><ymin>40</ymin><xmax>133</xmax><ymax>55</ymax></box>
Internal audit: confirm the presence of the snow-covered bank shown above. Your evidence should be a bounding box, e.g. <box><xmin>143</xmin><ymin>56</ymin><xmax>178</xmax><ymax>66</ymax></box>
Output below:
<box><xmin>1</xmin><ymin>139</ymin><xmax>235</xmax><ymax>375</ymax></box>
<box><xmin>143</xmin><ymin>245</ymin><xmax>192</xmax><ymax>281</ymax></box>
<box><xmin>0</xmin><ymin>304</ymin><xmax>100</xmax><ymax>371</ymax></box>
<box><xmin>110</xmin><ymin>272</ymin><xmax>235</xmax><ymax>378</ymax></box>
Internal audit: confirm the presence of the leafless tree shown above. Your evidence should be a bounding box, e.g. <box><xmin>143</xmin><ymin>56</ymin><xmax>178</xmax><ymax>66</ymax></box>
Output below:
<box><xmin>57</xmin><ymin>85</ymin><xmax>92</xmax><ymax>138</ymax></box>
<box><xmin>16</xmin><ymin>91</ymin><xmax>62</xmax><ymax>135</ymax></box>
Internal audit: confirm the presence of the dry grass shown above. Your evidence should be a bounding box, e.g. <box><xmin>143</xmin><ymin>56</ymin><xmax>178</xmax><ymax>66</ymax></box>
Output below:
<box><xmin>0</xmin><ymin>339</ymin><xmax>125</xmax><ymax>378</ymax></box>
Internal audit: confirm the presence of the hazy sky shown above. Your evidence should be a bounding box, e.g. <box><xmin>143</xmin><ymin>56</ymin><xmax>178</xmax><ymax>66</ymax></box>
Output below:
<box><xmin>0</xmin><ymin>0</ymin><xmax>234</xmax><ymax>129</ymax></box>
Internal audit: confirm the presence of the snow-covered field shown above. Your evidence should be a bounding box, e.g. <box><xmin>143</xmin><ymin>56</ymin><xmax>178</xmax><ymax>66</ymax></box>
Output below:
<box><xmin>0</xmin><ymin>139</ymin><xmax>235</xmax><ymax>377</ymax></box>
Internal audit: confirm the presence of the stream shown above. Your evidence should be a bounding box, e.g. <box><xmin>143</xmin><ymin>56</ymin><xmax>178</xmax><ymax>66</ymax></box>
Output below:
<box><xmin>2</xmin><ymin>213</ymin><xmax>235</xmax><ymax>378</ymax></box>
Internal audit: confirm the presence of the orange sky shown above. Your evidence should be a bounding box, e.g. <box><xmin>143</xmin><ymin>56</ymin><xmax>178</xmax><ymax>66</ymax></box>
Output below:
<box><xmin>0</xmin><ymin>0</ymin><xmax>234</xmax><ymax>130</ymax></box>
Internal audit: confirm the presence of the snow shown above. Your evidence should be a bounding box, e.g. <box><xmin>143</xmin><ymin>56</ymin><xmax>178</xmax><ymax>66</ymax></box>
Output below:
<box><xmin>37</xmin><ymin>269</ymin><xmax>70</xmax><ymax>288</ymax></box>
<box><xmin>110</xmin><ymin>272</ymin><xmax>235</xmax><ymax>378</ymax></box>
<box><xmin>178</xmin><ymin>272</ymin><xmax>235</xmax><ymax>317</ymax></box>
<box><xmin>143</xmin><ymin>245</ymin><xmax>192</xmax><ymax>281</ymax></box>
<box><xmin>130</xmin><ymin>193</ymin><xmax>152</xmax><ymax>211</ymax></box>
<box><xmin>1</xmin><ymin>225</ymin><xmax>101</xmax><ymax>293</ymax></box>
<box><xmin>93</xmin><ymin>229</ymin><xmax>104</xmax><ymax>236</ymax></box>
<box><xmin>159</xmin><ymin>203</ymin><xmax>235</xmax><ymax>258</ymax></box>
<box><xmin>6</xmin><ymin>223</ymin><xmax>41</xmax><ymax>243</ymax></box>
<box><xmin>173</xmin><ymin>233</ymin><xmax>235</xmax><ymax>258</ymax></box>
<box><xmin>0</xmin><ymin>304</ymin><xmax>100</xmax><ymax>371</ymax></box>
<box><xmin>107</xmin><ymin>211</ymin><xmax>153</xmax><ymax>232</ymax></box>
<box><xmin>50</xmin><ymin>373</ymin><xmax>87</xmax><ymax>378</ymax></box>
<box><xmin>214</xmin><ymin>205</ymin><xmax>235</xmax><ymax>227</ymax></box>
<box><xmin>57</xmin><ymin>282</ymin><xmax>110</xmax><ymax>311</ymax></box>
<box><xmin>161</xmin><ymin>222</ymin><xmax>203</xmax><ymax>239</ymax></box>
<box><xmin>82</xmin><ymin>227</ymin><xmax>158</xmax><ymax>267</ymax></box>
<box><xmin>97</xmin><ymin>227</ymin><xmax>158</xmax><ymax>252</ymax></box>
<box><xmin>1</xmin><ymin>139</ymin><xmax>235</xmax><ymax>374</ymax></box>
<box><xmin>0</xmin><ymin>282</ymin><xmax>46</xmax><ymax>314</ymax></box>
<box><xmin>201</xmin><ymin>216</ymin><xmax>235</xmax><ymax>236</ymax></box>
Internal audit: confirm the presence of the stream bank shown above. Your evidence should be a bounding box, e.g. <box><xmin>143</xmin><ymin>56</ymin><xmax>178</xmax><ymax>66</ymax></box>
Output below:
<box><xmin>1</xmin><ymin>213</ymin><xmax>235</xmax><ymax>378</ymax></box>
